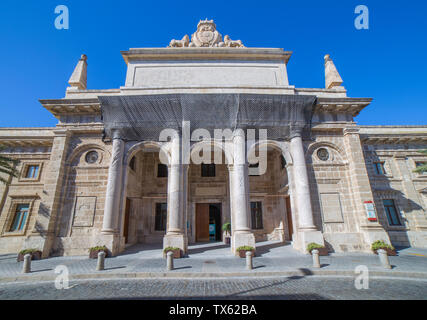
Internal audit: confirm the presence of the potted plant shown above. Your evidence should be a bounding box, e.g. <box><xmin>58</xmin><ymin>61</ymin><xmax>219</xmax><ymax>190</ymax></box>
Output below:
<box><xmin>88</xmin><ymin>245</ymin><xmax>109</xmax><ymax>259</ymax></box>
<box><xmin>371</xmin><ymin>240</ymin><xmax>396</xmax><ymax>256</ymax></box>
<box><xmin>17</xmin><ymin>248</ymin><xmax>42</xmax><ymax>262</ymax></box>
<box><xmin>236</xmin><ymin>246</ymin><xmax>255</xmax><ymax>258</ymax></box>
<box><xmin>222</xmin><ymin>222</ymin><xmax>231</xmax><ymax>245</ymax></box>
<box><xmin>163</xmin><ymin>247</ymin><xmax>182</xmax><ymax>259</ymax></box>
<box><xmin>307</xmin><ymin>243</ymin><xmax>328</xmax><ymax>256</ymax></box>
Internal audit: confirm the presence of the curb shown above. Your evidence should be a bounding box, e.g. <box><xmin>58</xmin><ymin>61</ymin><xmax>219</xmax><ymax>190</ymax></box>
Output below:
<box><xmin>1</xmin><ymin>269</ymin><xmax>427</xmax><ymax>284</ymax></box>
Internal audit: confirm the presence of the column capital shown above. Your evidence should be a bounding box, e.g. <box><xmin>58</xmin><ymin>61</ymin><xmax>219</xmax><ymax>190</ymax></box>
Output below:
<box><xmin>289</xmin><ymin>125</ymin><xmax>304</xmax><ymax>140</ymax></box>
<box><xmin>111</xmin><ymin>129</ymin><xmax>123</xmax><ymax>140</ymax></box>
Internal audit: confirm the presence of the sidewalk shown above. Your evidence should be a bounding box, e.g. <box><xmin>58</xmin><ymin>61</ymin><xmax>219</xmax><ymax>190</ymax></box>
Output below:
<box><xmin>1</xmin><ymin>241</ymin><xmax>426</xmax><ymax>283</ymax></box>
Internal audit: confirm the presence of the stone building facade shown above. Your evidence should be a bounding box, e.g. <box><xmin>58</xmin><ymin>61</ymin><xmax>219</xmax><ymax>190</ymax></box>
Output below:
<box><xmin>0</xmin><ymin>20</ymin><xmax>426</xmax><ymax>257</ymax></box>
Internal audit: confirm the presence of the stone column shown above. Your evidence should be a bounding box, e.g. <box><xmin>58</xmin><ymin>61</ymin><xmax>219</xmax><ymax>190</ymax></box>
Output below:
<box><xmin>102</xmin><ymin>131</ymin><xmax>124</xmax><ymax>235</ymax></box>
<box><xmin>230</xmin><ymin>129</ymin><xmax>255</xmax><ymax>254</ymax></box>
<box><xmin>163</xmin><ymin>134</ymin><xmax>188</xmax><ymax>254</ymax></box>
<box><xmin>289</xmin><ymin>129</ymin><xmax>324</xmax><ymax>252</ymax></box>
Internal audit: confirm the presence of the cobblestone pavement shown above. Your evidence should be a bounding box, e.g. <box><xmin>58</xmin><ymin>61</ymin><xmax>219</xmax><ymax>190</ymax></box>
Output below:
<box><xmin>0</xmin><ymin>276</ymin><xmax>426</xmax><ymax>300</ymax></box>
<box><xmin>0</xmin><ymin>242</ymin><xmax>426</xmax><ymax>280</ymax></box>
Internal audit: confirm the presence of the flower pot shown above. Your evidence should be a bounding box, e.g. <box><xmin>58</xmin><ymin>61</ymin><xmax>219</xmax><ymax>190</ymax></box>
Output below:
<box><xmin>224</xmin><ymin>237</ymin><xmax>231</xmax><ymax>245</ymax></box>
<box><xmin>373</xmin><ymin>248</ymin><xmax>397</xmax><ymax>256</ymax></box>
<box><xmin>17</xmin><ymin>251</ymin><xmax>42</xmax><ymax>262</ymax></box>
<box><xmin>238</xmin><ymin>249</ymin><xmax>255</xmax><ymax>258</ymax></box>
<box><xmin>164</xmin><ymin>249</ymin><xmax>181</xmax><ymax>259</ymax></box>
<box><xmin>89</xmin><ymin>249</ymin><xmax>109</xmax><ymax>259</ymax></box>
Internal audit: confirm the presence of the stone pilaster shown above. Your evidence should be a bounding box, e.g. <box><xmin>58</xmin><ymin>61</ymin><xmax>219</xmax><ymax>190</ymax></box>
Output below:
<box><xmin>343</xmin><ymin>127</ymin><xmax>391</xmax><ymax>249</ymax></box>
<box><xmin>230</xmin><ymin>129</ymin><xmax>255</xmax><ymax>255</ymax></box>
<box><xmin>22</xmin><ymin>130</ymin><xmax>71</xmax><ymax>258</ymax></box>
<box><xmin>289</xmin><ymin>129</ymin><xmax>324</xmax><ymax>252</ymax></box>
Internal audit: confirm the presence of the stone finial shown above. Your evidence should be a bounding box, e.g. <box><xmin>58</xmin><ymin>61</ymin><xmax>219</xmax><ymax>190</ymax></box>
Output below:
<box><xmin>324</xmin><ymin>54</ymin><xmax>344</xmax><ymax>89</ymax></box>
<box><xmin>68</xmin><ymin>54</ymin><xmax>87</xmax><ymax>90</ymax></box>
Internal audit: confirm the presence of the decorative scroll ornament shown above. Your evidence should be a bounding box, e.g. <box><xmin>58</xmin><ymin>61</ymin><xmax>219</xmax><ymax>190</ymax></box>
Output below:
<box><xmin>167</xmin><ymin>19</ymin><xmax>245</xmax><ymax>48</ymax></box>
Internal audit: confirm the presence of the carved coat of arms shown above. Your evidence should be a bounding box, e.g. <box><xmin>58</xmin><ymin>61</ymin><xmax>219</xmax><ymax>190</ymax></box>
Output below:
<box><xmin>168</xmin><ymin>19</ymin><xmax>245</xmax><ymax>48</ymax></box>
<box><xmin>190</xmin><ymin>19</ymin><xmax>222</xmax><ymax>47</ymax></box>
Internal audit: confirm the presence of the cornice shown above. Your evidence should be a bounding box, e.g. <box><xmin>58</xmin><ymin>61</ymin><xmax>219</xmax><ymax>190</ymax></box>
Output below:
<box><xmin>0</xmin><ymin>137</ymin><xmax>54</xmax><ymax>147</ymax></box>
<box><xmin>39</xmin><ymin>98</ymin><xmax>101</xmax><ymax>119</ymax></box>
<box><xmin>315</xmin><ymin>97</ymin><xmax>373</xmax><ymax>117</ymax></box>
<box><xmin>361</xmin><ymin>134</ymin><xmax>427</xmax><ymax>145</ymax></box>
<box><xmin>121</xmin><ymin>47</ymin><xmax>292</xmax><ymax>64</ymax></box>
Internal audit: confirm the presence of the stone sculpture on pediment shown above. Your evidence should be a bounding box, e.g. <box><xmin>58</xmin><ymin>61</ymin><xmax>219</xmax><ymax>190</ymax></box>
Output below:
<box><xmin>168</xmin><ymin>34</ymin><xmax>190</xmax><ymax>48</ymax></box>
<box><xmin>167</xmin><ymin>19</ymin><xmax>245</xmax><ymax>48</ymax></box>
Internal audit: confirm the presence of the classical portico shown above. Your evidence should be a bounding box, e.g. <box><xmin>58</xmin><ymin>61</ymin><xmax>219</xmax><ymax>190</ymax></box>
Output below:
<box><xmin>96</xmin><ymin>20</ymin><xmax>329</xmax><ymax>255</ymax></box>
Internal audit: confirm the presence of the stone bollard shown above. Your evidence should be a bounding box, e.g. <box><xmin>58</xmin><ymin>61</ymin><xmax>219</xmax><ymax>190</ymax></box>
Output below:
<box><xmin>377</xmin><ymin>249</ymin><xmax>391</xmax><ymax>269</ymax></box>
<box><xmin>96</xmin><ymin>251</ymin><xmax>105</xmax><ymax>271</ymax></box>
<box><xmin>22</xmin><ymin>254</ymin><xmax>31</xmax><ymax>274</ymax></box>
<box><xmin>312</xmin><ymin>249</ymin><xmax>321</xmax><ymax>268</ymax></box>
<box><xmin>246</xmin><ymin>251</ymin><xmax>253</xmax><ymax>270</ymax></box>
<box><xmin>167</xmin><ymin>251</ymin><xmax>174</xmax><ymax>271</ymax></box>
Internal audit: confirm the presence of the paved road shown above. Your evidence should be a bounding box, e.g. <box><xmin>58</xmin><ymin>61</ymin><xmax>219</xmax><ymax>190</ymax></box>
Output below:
<box><xmin>0</xmin><ymin>276</ymin><xmax>426</xmax><ymax>300</ymax></box>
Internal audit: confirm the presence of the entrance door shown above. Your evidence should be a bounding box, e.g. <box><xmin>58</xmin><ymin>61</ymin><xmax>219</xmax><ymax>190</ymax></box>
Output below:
<box><xmin>196</xmin><ymin>203</ymin><xmax>210</xmax><ymax>242</ymax></box>
<box><xmin>285</xmin><ymin>196</ymin><xmax>293</xmax><ymax>241</ymax></box>
<box><xmin>209</xmin><ymin>204</ymin><xmax>222</xmax><ymax>241</ymax></box>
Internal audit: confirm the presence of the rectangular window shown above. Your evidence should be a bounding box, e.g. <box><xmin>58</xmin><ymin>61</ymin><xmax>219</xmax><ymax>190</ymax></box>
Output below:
<box><xmin>25</xmin><ymin>165</ymin><xmax>39</xmax><ymax>179</ymax></box>
<box><xmin>250</xmin><ymin>201</ymin><xmax>263</xmax><ymax>230</ymax></box>
<box><xmin>201</xmin><ymin>164</ymin><xmax>215</xmax><ymax>177</ymax></box>
<box><xmin>383</xmin><ymin>199</ymin><xmax>402</xmax><ymax>226</ymax></box>
<box><xmin>154</xmin><ymin>203</ymin><xmax>167</xmax><ymax>231</ymax></box>
<box><xmin>9</xmin><ymin>204</ymin><xmax>29</xmax><ymax>232</ymax></box>
<box><xmin>157</xmin><ymin>164</ymin><xmax>168</xmax><ymax>178</ymax></box>
<box><xmin>373</xmin><ymin>162</ymin><xmax>386</xmax><ymax>175</ymax></box>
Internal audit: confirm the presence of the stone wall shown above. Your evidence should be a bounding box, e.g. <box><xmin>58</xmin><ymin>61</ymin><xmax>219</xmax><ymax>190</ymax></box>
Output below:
<box><xmin>306</xmin><ymin>131</ymin><xmax>367</xmax><ymax>252</ymax></box>
<box><xmin>363</xmin><ymin>142</ymin><xmax>427</xmax><ymax>248</ymax></box>
<box><xmin>0</xmin><ymin>146</ymin><xmax>52</xmax><ymax>254</ymax></box>
<box><xmin>51</xmin><ymin>134</ymin><xmax>110</xmax><ymax>256</ymax></box>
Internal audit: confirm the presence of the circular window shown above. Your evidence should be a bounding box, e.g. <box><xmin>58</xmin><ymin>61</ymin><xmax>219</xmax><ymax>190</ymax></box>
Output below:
<box><xmin>317</xmin><ymin>148</ymin><xmax>329</xmax><ymax>161</ymax></box>
<box><xmin>85</xmin><ymin>151</ymin><xmax>99</xmax><ymax>164</ymax></box>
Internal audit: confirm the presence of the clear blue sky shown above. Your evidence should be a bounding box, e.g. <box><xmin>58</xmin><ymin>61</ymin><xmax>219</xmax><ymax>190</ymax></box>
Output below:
<box><xmin>0</xmin><ymin>0</ymin><xmax>426</xmax><ymax>127</ymax></box>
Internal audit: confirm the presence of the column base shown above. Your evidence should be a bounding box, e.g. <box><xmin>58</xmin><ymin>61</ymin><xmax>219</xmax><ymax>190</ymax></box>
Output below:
<box><xmin>163</xmin><ymin>234</ymin><xmax>188</xmax><ymax>256</ymax></box>
<box><xmin>95</xmin><ymin>232</ymin><xmax>122</xmax><ymax>256</ymax></box>
<box><xmin>231</xmin><ymin>232</ymin><xmax>256</xmax><ymax>256</ymax></box>
<box><xmin>293</xmin><ymin>230</ymin><xmax>324</xmax><ymax>254</ymax></box>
